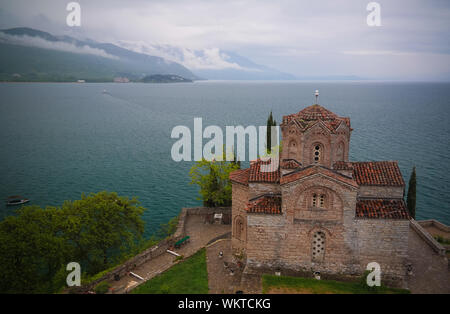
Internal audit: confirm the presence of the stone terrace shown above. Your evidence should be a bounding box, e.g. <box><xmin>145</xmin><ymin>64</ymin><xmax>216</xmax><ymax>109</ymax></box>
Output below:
<box><xmin>108</xmin><ymin>210</ymin><xmax>231</xmax><ymax>293</ymax></box>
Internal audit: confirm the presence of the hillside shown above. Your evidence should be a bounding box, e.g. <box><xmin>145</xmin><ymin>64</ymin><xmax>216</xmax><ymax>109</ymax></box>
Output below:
<box><xmin>0</xmin><ymin>28</ymin><xmax>197</xmax><ymax>82</ymax></box>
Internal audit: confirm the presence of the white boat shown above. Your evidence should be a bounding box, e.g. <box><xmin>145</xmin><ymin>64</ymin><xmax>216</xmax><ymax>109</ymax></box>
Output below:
<box><xmin>6</xmin><ymin>196</ymin><xmax>29</xmax><ymax>206</ymax></box>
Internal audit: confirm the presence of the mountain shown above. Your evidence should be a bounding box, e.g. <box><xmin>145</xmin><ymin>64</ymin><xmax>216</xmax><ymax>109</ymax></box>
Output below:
<box><xmin>115</xmin><ymin>41</ymin><xmax>296</xmax><ymax>80</ymax></box>
<box><xmin>0</xmin><ymin>27</ymin><xmax>197</xmax><ymax>82</ymax></box>
<box><xmin>141</xmin><ymin>74</ymin><xmax>192</xmax><ymax>83</ymax></box>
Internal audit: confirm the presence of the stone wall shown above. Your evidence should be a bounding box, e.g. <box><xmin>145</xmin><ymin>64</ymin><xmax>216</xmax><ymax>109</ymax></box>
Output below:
<box><xmin>357</xmin><ymin>185</ymin><xmax>404</xmax><ymax>198</ymax></box>
<box><xmin>231</xmin><ymin>183</ymin><xmax>249</xmax><ymax>255</ymax></box>
<box><xmin>245</xmin><ymin>174</ymin><xmax>362</xmax><ymax>277</ymax></box>
<box><xmin>355</xmin><ymin>218</ymin><xmax>410</xmax><ymax>287</ymax></box>
<box><xmin>244</xmin><ymin>173</ymin><xmax>410</xmax><ymax>287</ymax></box>
<box><xmin>248</xmin><ymin>183</ymin><xmax>280</xmax><ymax>199</ymax></box>
<box><xmin>411</xmin><ymin>219</ymin><xmax>446</xmax><ymax>256</ymax></box>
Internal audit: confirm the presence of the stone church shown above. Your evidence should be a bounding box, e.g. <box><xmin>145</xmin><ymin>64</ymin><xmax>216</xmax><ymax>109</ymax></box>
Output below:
<box><xmin>229</xmin><ymin>101</ymin><xmax>411</xmax><ymax>286</ymax></box>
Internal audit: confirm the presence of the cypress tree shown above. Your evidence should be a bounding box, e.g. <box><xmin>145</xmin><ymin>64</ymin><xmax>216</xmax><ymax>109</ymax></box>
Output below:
<box><xmin>266</xmin><ymin>111</ymin><xmax>277</xmax><ymax>153</ymax></box>
<box><xmin>406</xmin><ymin>166</ymin><xmax>416</xmax><ymax>219</ymax></box>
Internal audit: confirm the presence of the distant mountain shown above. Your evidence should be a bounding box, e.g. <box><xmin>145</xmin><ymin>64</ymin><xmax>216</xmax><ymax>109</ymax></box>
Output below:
<box><xmin>0</xmin><ymin>27</ymin><xmax>197</xmax><ymax>82</ymax></box>
<box><xmin>115</xmin><ymin>41</ymin><xmax>296</xmax><ymax>80</ymax></box>
<box><xmin>141</xmin><ymin>74</ymin><xmax>192</xmax><ymax>83</ymax></box>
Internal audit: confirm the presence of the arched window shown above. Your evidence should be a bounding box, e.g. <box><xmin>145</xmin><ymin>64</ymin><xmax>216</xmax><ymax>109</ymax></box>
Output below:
<box><xmin>312</xmin><ymin>231</ymin><xmax>326</xmax><ymax>262</ymax></box>
<box><xmin>312</xmin><ymin>193</ymin><xmax>317</xmax><ymax>207</ymax></box>
<box><xmin>319</xmin><ymin>194</ymin><xmax>325</xmax><ymax>207</ymax></box>
<box><xmin>312</xmin><ymin>193</ymin><xmax>326</xmax><ymax>208</ymax></box>
<box><xmin>313</xmin><ymin>144</ymin><xmax>321</xmax><ymax>163</ymax></box>
<box><xmin>288</xmin><ymin>140</ymin><xmax>297</xmax><ymax>159</ymax></box>
<box><xmin>234</xmin><ymin>216</ymin><xmax>244</xmax><ymax>240</ymax></box>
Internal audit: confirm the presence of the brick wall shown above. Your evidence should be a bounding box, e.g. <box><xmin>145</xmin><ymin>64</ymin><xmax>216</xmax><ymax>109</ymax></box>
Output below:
<box><xmin>358</xmin><ymin>185</ymin><xmax>404</xmax><ymax>198</ymax></box>
<box><xmin>248</xmin><ymin>183</ymin><xmax>280</xmax><ymax>199</ymax></box>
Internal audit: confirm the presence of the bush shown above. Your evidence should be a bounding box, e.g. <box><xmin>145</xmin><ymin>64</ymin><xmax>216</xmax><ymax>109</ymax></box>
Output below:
<box><xmin>94</xmin><ymin>281</ymin><xmax>111</xmax><ymax>294</ymax></box>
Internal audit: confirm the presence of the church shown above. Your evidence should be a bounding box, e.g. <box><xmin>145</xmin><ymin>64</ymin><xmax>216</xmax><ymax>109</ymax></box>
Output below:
<box><xmin>229</xmin><ymin>97</ymin><xmax>411</xmax><ymax>286</ymax></box>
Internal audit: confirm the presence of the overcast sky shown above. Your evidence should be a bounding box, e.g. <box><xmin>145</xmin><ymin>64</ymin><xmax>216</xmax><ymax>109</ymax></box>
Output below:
<box><xmin>1</xmin><ymin>0</ymin><xmax>449</xmax><ymax>80</ymax></box>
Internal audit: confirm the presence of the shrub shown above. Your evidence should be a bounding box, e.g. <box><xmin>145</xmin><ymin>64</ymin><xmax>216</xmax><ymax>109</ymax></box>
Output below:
<box><xmin>94</xmin><ymin>281</ymin><xmax>111</xmax><ymax>294</ymax></box>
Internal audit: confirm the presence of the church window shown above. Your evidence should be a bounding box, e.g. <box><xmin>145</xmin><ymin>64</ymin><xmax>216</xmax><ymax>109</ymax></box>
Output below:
<box><xmin>314</xmin><ymin>145</ymin><xmax>321</xmax><ymax>163</ymax></box>
<box><xmin>319</xmin><ymin>194</ymin><xmax>325</xmax><ymax>207</ymax></box>
<box><xmin>234</xmin><ymin>216</ymin><xmax>244</xmax><ymax>240</ymax></box>
<box><xmin>312</xmin><ymin>231</ymin><xmax>326</xmax><ymax>262</ymax></box>
<box><xmin>312</xmin><ymin>194</ymin><xmax>317</xmax><ymax>207</ymax></box>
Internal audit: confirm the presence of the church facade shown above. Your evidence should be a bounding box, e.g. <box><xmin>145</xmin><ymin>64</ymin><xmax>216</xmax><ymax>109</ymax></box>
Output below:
<box><xmin>229</xmin><ymin>103</ymin><xmax>411</xmax><ymax>286</ymax></box>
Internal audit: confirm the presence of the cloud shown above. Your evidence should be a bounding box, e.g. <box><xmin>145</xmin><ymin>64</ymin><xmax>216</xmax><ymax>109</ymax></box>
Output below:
<box><xmin>0</xmin><ymin>32</ymin><xmax>119</xmax><ymax>60</ymax></box>
<box><xmin>340</xmin><ymin>50</ymin><xmax>414</xmax><ymax>56</ymax></box>
<box><xmin>1</xmin><ymin>0</ymin><xmax>450</xmax><ymax>80</ymax></box>
<box><xmin>116</xmin><ymin>40</ymin><xmax>247</xmax><ymax>70</ymax></box>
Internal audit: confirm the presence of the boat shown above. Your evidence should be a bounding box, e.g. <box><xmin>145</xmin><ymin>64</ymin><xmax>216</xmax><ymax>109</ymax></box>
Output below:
<box><xmin>6</xmin><ymin>195</ymin><xmax>30</xmax><ymax>206</ymax></box>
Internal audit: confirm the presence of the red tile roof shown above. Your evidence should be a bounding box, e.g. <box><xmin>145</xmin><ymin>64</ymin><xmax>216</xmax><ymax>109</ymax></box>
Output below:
<box><xmin>356</xmin><ymin>199</ymin><xmax>410</xmax><ymax>219</ymax></box>
<box><xmin>248</xmin><ymin>159</ymin><xmax>280</xmax><ymax>183</ymax></box>
<box><xmin>229</xmin><ymin>168</ymin><xmax>250</xmax><ymax>185</ymax></box>
<box><xmin>281</xmin><ymin>165</ymin><xmax>358</xmax><ymax>188</ymax></box>
<box><xmin>282</xmin><ymin>104</ymin><xmax>351</xmax><ymax>133</ymax></box>
<box><xmin>352</xmin><ymin>161</ymin><xmax>405</xmax><ymax>186</ymax></box>
<box><xmin>246</xmin><ymin>194</ymin><xmax>282</xmax><ymax>214</ymax></box>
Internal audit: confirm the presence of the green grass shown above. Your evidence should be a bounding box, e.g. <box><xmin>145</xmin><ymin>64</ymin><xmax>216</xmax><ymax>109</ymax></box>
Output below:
<box><xmin>131</xmin><ymin>248</ymin><xmax>209</xmax><ymax>294</ymax></box>
<box><xmin>262</xmin><ymin>274</ymin><xmax>410</xmax><ymax>294</ymax></box>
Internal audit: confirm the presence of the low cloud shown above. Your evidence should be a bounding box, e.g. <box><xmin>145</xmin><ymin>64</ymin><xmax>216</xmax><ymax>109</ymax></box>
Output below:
<box><xmin>116</xmin><ymin>41</ymin><xmax>245</xmax><ymax>70</ymax></box>
<box><xmin>0</xmin><ymin>32</ymin><xmax>119</xmax><ymax>60</ymax></box>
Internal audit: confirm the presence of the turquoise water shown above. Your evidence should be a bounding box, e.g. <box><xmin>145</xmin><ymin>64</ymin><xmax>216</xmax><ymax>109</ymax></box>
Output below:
<box><xmin>0</xmin><ymin>81</ymin><xmax>449</xmax><ymax>236</ymax></box>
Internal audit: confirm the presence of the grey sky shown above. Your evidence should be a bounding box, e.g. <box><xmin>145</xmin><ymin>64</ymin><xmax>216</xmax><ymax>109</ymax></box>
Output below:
<box><xmin>1</xmin><ymin>0</ymin><xmax>449</xmax><ymax>80</ymax></box>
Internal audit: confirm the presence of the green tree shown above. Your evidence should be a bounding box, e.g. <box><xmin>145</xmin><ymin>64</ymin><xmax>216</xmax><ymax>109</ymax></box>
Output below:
<box><xmin>189</xmin><ymin>155</ymin><xmax>240</xmax><ymax>207</ymax></box>
<box><xmin>0</xmin><ymin>206</ymin><xmax>67</xmax><ymax>293</ymax></box>
<box><xmin>407</xmin><ymin>166</ymin><xmax>417</xmax><ymax>219</ymax></box>
<box><xmin>59</xmin><ymin>191</ymin><xmax>146</xmax><ymax>273</ymax></box>
<box><xmin>0</xmin><ymin>191</ymin><xmax>147</xmax><ymax>293</ymax></box>
<box><xmin>266</xmin><ymin>111</ymin><xmax>277</xmax><ymax>153</ymax></box>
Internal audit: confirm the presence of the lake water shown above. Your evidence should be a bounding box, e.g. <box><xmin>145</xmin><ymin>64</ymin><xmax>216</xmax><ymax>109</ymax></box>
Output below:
<box><xmin>0</xmin><ymin>81</ymin><xmax>449</xmax><ymax>237</ymax></box>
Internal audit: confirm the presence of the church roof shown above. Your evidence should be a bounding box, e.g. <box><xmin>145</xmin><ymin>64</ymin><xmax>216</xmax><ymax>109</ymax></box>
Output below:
<box><xmin>351</xmin><ymin>161</ymin><xmax>405</xmax><ymax>186</ymax></box>
<box><xmin>281</xmin><ymin>165</ymin><xmax>358</xmax><ymax>188</ymax></box>
<box><xmin>248</xmin><ymin>159</ymin><xmax>280</xmax><ymax>183</ymax></box>
<box><xmin>245</xmin><ymin>194</ymin><xmax>282</xmax><ymax>214</ymax></box>
<box><xmin>282</xmin><ymin>104</ymin><xmax>351</xmax><ymax>132</ymax></box>
<box><xmin>229</xmin><ymin>168</ymin><xmax>250</xmax><ymax>185</ymax></box>
<box><xmin>356</xmin><ymin>199</ymin><xmax>409</xmax><ymax>219</ymax></box>
<box><xmin>229</xmin><ymin>159</ymin><xmax>280</xmax><ymax>185</ymax></box>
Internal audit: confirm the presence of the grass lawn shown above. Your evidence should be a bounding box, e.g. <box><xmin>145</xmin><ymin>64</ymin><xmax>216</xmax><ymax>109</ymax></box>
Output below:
<box><xmin>262</xmin><ymin>274</ymin><xmax>410</xmax><ymax>294</ymax></box>
<box><xmin>131</xmin><ymin>248</ymin><xmax>209</xmax><ymax>294</ymax></box>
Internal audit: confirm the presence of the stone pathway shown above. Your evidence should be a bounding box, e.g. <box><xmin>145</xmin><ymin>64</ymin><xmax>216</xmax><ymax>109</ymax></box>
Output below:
<box><xmin>206</xmin><ymin>239</ymin><xmax>245</xmax><ymax>294</ymax></box>
<box><xmin>109</xmin><ymin>215</ymin><xmax>230</xmax><ymax>293</ymax></box>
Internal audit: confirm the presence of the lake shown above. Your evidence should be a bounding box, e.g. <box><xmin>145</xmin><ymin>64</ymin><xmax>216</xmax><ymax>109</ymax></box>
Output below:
<box><xmin>0</xmin><ymin>81</ymin><xmax>449</xmax><ymax>237</ymax></box>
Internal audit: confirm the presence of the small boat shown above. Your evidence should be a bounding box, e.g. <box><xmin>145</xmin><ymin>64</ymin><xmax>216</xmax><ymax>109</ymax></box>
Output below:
<box><xmin>6</xmin><ymin>195</ymin><xmax>30</xmax><ymax>206</ymax></box>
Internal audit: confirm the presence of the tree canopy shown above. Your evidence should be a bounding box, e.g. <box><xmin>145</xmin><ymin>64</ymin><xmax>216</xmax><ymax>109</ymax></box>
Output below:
<box><xmin>189</xmin><ymin>153</ymin><xmax>240</xmax><ymax>207</ymax></box>
<box><xmin>266</xmin><ymin>111</ymin><xmax>277</xmax><ymax>153</ymax></box>
<box><xmin>0</xmin><ymin>191</ymin><xmax>146</xmax><ymax>293</ymax></box>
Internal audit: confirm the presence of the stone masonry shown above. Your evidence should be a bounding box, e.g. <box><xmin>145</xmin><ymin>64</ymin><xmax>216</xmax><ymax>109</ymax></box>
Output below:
<box><xmin>230</xmin><ymin>101</ymin><xmax>416</xmax><ymax>288</ymax></box>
